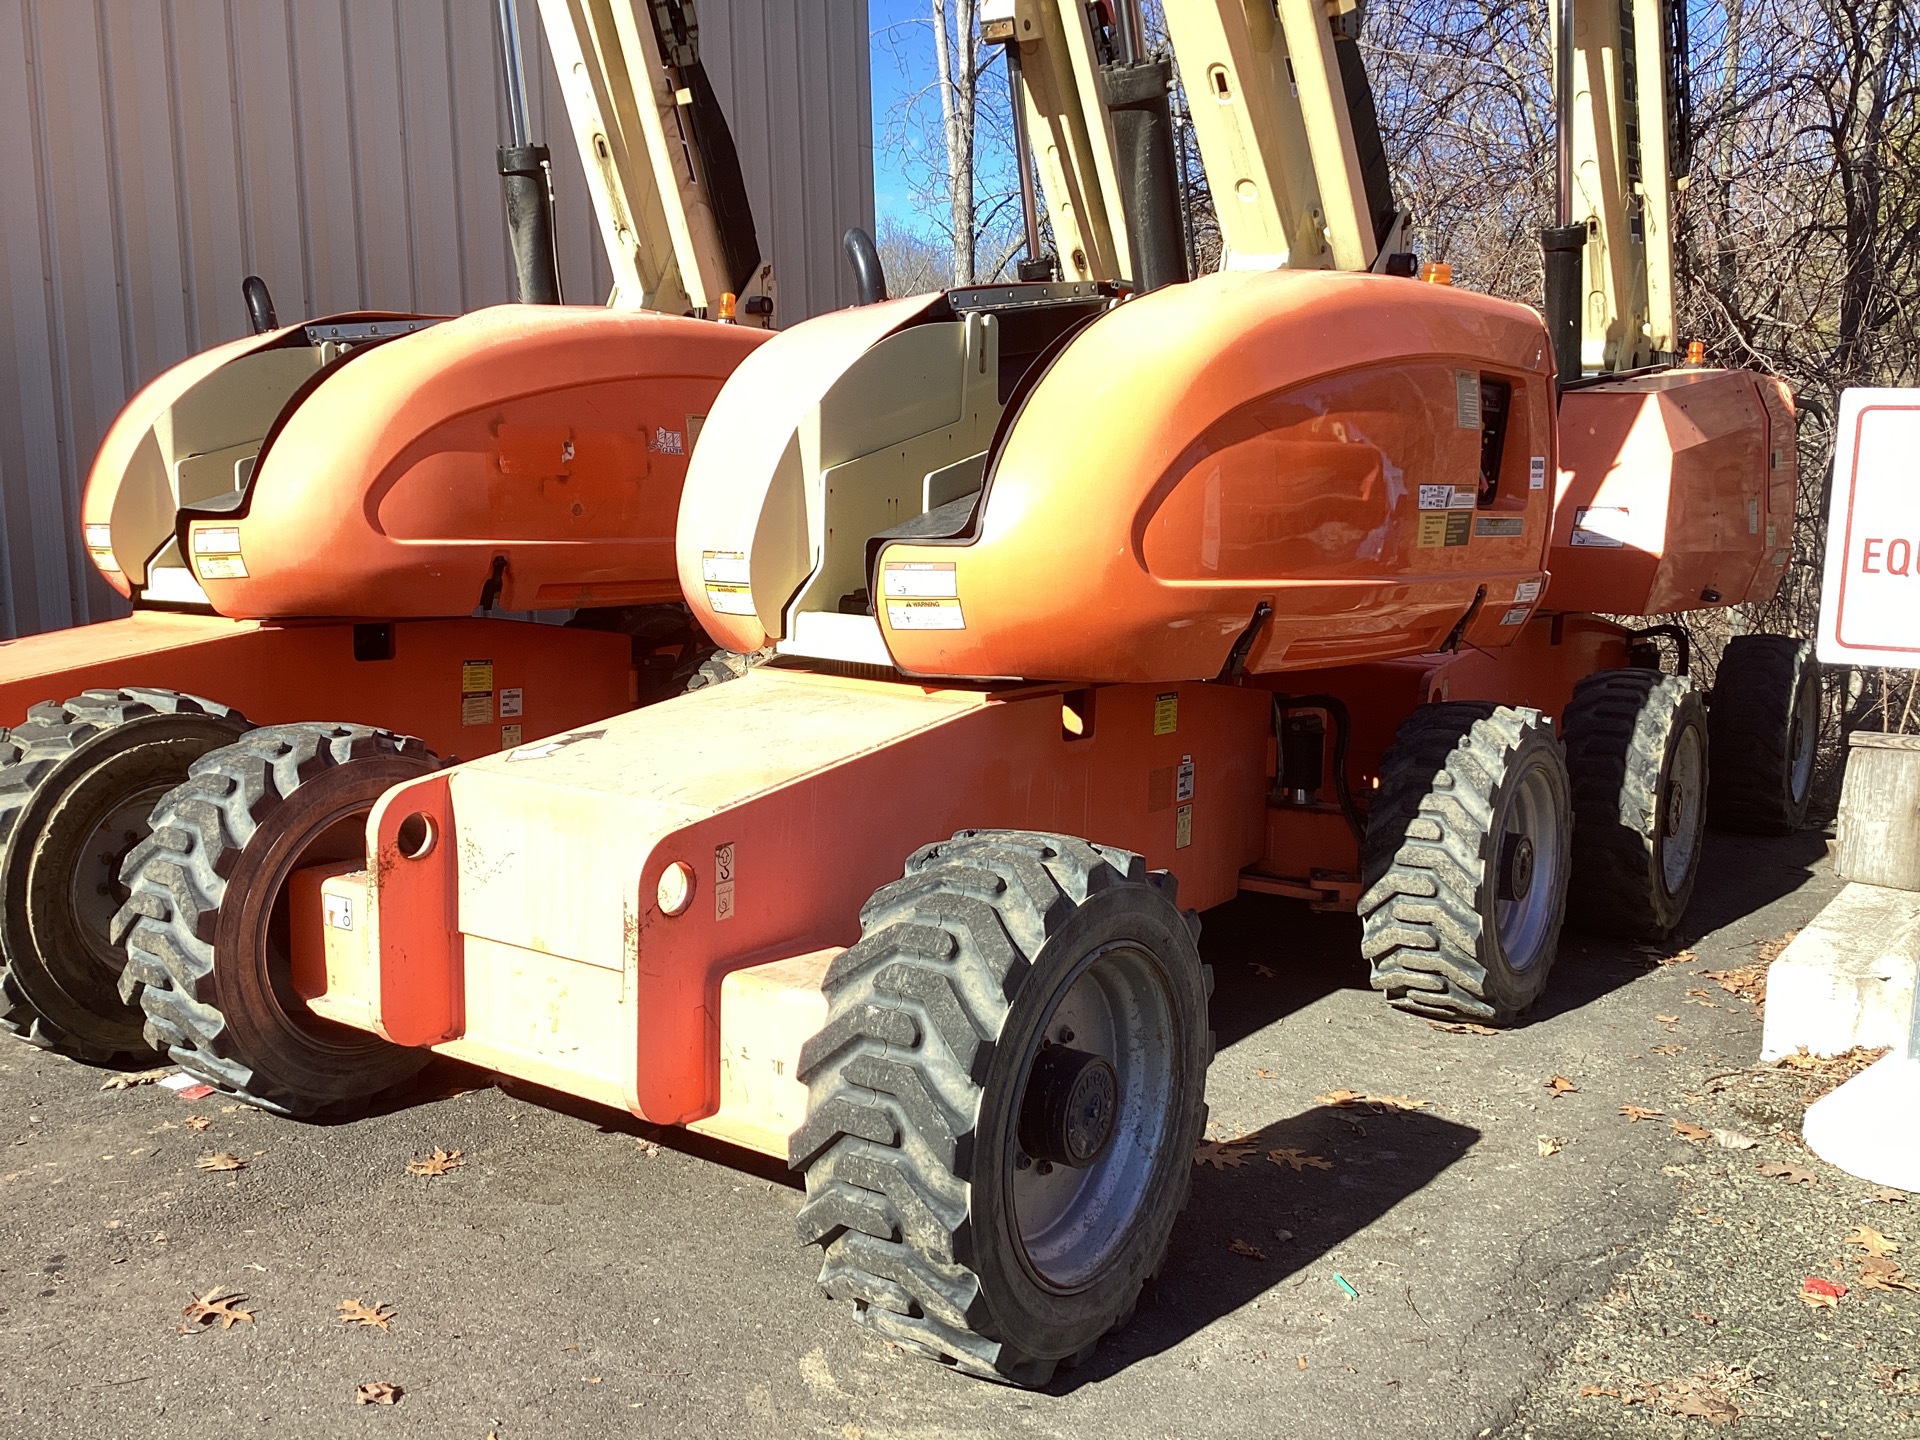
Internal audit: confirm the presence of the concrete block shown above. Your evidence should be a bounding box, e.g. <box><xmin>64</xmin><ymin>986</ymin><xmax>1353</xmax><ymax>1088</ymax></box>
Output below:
<box><xmin>1804</xmin><ymin>1054</ymin><xmax>1920</xmax><ymax>1192</ymax></box>
<box><xmin>1835</xmin><ymin>732</ymin><xmax>1920</xmax><ymax>892</ymax></box>
<box><xmin>1760</xmin><ymin>882</ymin><xmax>1920</xmax><ymax>1060</ymax></box>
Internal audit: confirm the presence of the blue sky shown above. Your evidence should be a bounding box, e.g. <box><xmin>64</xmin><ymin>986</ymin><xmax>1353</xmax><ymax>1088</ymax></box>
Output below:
<box><xmin>869</xmin><ymin>0</ymin><xmax>939</xmax><ymax>231</ymax></box>
<box><xmin>866</xmin><ymin>0</ymin><xmax>1019</xmax><ymax>239</ymax></box>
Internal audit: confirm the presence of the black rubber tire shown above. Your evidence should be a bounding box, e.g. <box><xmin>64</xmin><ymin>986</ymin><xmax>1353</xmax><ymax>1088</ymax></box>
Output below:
<box><xmin>1707</xmin><ymin>634</ymin><xmax>1820</xmax><ymax>834</ymax></box>
<box><xmin>112</xmin><ymin>723</ymin><xmax>436</xmax><ymax>1116</ymax></box>
<box><xmin>789</xmin><ymin>829</ymin><xmax>1212</xmax><ymax>1387</ymax></box>
<box><xmin>683</xmin><ymin>646</ymin><xmax>772</xmax><ymax>692</ymax></box>
<box><xmin>1359</xmin><ymin>703</ymin><xmax>1573</xmax><ymax>1025</ymax></box>
<box><xmin>1563</xmin><ymin>669</ymin><xmax>1709</xmax><ymax>939</ymax></box>
<box><xmin>0</xmin><ymin>690</ymin><xmax>250</xmax><ymax>1062</ymax></box>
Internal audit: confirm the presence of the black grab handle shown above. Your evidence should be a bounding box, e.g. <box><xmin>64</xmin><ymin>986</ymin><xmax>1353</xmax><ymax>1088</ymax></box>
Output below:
<box><xmin>843</xmin><ymin>228</ymin><xmax>888</xmax><ymax>306</ymax></box>
<box><xmin>242</xmin><ymin>275</ymin><xmax>279</xmax><ymax>335</ymax></box>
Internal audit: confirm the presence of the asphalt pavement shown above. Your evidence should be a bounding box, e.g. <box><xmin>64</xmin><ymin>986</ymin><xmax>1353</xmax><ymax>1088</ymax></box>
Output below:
<box><xmin>1</xmin><ymin>828</ymin><xmax>1881</xmax><ymax>1440</ymax></box>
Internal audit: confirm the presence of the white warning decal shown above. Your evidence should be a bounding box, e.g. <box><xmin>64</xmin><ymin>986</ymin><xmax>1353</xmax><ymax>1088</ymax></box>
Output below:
<box><xmin>1455</xmin><ymin>370</ymin><xmax>1482</xmax><ymax>429</ymax></box>
<box><xmin>886</xmin><ymin>598</ymin><xmax>965</xmax><ymax>631</ymax></box>
<box><xmin>1529</xmin><ymin>456</ymin><xmax>1548</xmax><ymax>490</ymax></box>
<box><xmin>1571</xmin><ymin>505</ymin><xmax>1630</xmax><ymax>548</ymax></box>
<box><xmin>714</xmin><ymin>842</ymin><xmax>737</xmax><ymax>921</ymax></box>
<box><xmin>1513</xmin><ymin>579</ymin><xmax>1543</xmax><ymax>604</ymax></box>
<box><xmin>882</xmin><ymin>561</ymin><xmax>958</xmax><ymax>598</ymax></box>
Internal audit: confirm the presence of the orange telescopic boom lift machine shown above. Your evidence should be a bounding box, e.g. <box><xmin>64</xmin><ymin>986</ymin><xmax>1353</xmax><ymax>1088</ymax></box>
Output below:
<box><xmin>0</xmin><ymin>0</ymin><xmax>777</xmax><ymax>1063</ymax></box>
<box><xmin>115</xmin><ymin>0</ymin><xmax>1818</xmax><ymax>1385</ymax></box>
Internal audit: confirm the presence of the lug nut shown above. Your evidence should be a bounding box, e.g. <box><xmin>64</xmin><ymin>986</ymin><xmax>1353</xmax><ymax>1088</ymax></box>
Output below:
<box><xmin>1057</xmin><ymin>1025</ymin><xmax>1074</xmax><ymax>1044</ymax></box>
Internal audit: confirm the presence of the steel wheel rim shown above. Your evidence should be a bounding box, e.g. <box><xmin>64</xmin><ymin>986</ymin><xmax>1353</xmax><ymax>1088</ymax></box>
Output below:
<box><xmin>1495</xmin><ymin>762</ymin><xmax>1563</xmax><ymax>971</ymax></box>
<box><xmin>66</xmin><ymin>782</ymin><xmax>170</xmax><ymax>979</ymax></box>
<box><xmin>1008</xmin><ymin>940</ymin><xmax>1175</xmax><ymax>1293</ymax></box>
<box><xmin>1660</xmin><ymin>727</ymin><xmax>1705</xmax><ymax>892</ymax></box>
<box><xmin>1788</xmin><ymin>674</ymin><xmax>1817</xmax><ymax>805</ymax></box>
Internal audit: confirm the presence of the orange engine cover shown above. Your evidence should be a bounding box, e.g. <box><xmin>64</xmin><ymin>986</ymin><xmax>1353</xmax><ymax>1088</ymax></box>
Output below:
<box><xmin>1547</xmin><ymin>369</ymin><xmax>1796</xmax><ymax>615</ymax></box>
<box><xmin>177</xmin><ymin>306</ymin><xmax>768</xmax><ymax>619</ymax></box>
<box><xmin>876</xmin><ymin>269</ymin><xmax>1558</xmax><ymax>682</ymax></box>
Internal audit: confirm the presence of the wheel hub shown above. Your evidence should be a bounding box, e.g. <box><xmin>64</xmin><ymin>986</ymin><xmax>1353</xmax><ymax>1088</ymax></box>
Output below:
<box><xmin>1018</xmin><ymin>1044</ymin><xmax>1118</xmax><ymax>1168</ymax></box>
<box><xmin>1498</xmin><ymin>832</ymin><xmax>1536</xmax><ymax>903</ymax></box>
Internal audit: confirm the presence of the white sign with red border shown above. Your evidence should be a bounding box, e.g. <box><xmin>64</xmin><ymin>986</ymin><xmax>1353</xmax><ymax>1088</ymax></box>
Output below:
<box><xmin>1819</xmin><ymin>388</ymin><xmax>1920</xmax><ymax>669</ymax></box>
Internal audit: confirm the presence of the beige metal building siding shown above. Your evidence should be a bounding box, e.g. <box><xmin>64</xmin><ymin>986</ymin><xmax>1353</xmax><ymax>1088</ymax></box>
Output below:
<box><xmin>0</xmin><ymin>0</ymin><xmax>873</xmax><ymax>641</ymax></box>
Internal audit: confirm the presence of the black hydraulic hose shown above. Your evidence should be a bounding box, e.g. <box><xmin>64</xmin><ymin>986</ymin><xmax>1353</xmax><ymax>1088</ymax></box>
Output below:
<box><xmin>1103</xmin><ymin>57</ymin><xmax>1188</xmax><ymax>295</ymax></box>
<box><xmin>499</xmin><ymin>144</ymin><xmax>562</xmax><ymax>306</ymax></box>
<box><xmin>241</xmin><ymin>276</ymin><xmax>278</xmax><ymax>334</ymax></box>
<box><xmin>1541</xmin><ymin>223</ymin><xmax>1585</xmax><ymax>390</ymax></box>
<box><xmin>844</xmin><ymin>228</ymin><xmax>888</xmax><ymax>305</ymax></box>
<box><xmin>1273</xmin><ymin>693</ymin><xmax>1366</xmax><ymax>854</ymax></box>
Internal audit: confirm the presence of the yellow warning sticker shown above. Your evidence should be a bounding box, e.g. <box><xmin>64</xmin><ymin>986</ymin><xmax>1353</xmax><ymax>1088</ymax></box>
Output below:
<box><xmin>1175</xmin><ymin>803</ymin><xmax>1193</xmax><ymax>849</ymax></box>
<box><xmin>461</xmin><ymin>694</ymin><xmax>491</xmax><ymax>726</ymax></box>
<box><xmin>705</xmin><ymin>584</ymin><xmax>756</xmax><ymax>616</ymax></box>
<box><xmin>1153</xmin><ymin>692</ymin><xmax>1179</xmax><ymax>736</ymax></box>
<box><xmin>1416</xmin><ymin>512</ymin><xmax>1450</xmax><ymax>548</ymax></box>
<box><xmin>886</xmin><ymin>598</ymin><xmax>965</xmax><ymax>630</ymax></box>
<box><xmin>461</xmin><ymin>661</ymin><xmax>495</xmax><ymax>695</ymax></box>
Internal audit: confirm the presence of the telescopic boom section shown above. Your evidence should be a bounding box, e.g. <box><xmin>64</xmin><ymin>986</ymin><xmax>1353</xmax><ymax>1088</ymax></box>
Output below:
<box><xmin>1552</xmin><ymin>0</ymin><xmax>1690</xmax><ymax>372</ymax></box>
<box><xmin>536</xmin><ymin>0</ymin><xmax>773</xmax><ymax>319</ymax></box>
<box><xmin>986</xmin><ymin>0</ymin><xmax>1404</xmax><ymax>282</ymax></box>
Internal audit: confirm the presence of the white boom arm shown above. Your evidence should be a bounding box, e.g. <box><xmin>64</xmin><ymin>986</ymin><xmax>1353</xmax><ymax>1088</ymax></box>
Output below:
<box><xmin>536</xmin><ymin>0</ymin><xmax>775</xmax><ymax>319</ymax></box>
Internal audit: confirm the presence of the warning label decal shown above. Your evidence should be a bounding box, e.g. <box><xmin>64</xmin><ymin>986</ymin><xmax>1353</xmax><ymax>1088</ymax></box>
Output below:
<box><xmin>886</xmin><ymin>598</ymin><xmax>965</xmax><ymax>630</ymax></box>
<box><xmin>461</xmin><ymin>660</ymin><xmax>494</xmax><ymax>727</ymax></box>
<box><xmin>1571</xmin><ymin>506</ymin><xmax>1630</xmax><ymax>548</ymax></box>
<box><xmin>882</xmin><ymin>561</ymin><xmax>958</xmax><ymax>598</ymax></box>
<box><xmin>1153</xmin><ymin>693</ymin><xmax>1179</xmax><ymax>736</ymax></box>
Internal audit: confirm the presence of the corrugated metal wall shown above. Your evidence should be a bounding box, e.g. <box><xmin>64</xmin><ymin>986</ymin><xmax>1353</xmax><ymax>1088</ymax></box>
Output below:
<box><xmin>0</xmin><ymin>0</ymin><xmax>874</xmax><ymax>641</ymax></box>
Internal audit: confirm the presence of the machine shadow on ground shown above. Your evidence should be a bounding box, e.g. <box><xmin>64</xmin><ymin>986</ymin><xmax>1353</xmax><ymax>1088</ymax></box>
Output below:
<box><xmin>1200</xmin><ymin>828</ymin><xmax>1831</xmax><ymax>1041</ymax></box>
<box><xmin>1053</xmin><ymin>1104</ymin><xmax>1481</xmax><ymax>1392</ymax></box>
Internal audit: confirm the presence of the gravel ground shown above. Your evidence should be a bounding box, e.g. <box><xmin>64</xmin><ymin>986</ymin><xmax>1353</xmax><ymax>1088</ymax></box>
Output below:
<box><xmin>2</xmin><ymin>827</ymin><xmax>1905</xmax><ymax>1440</ymax></box>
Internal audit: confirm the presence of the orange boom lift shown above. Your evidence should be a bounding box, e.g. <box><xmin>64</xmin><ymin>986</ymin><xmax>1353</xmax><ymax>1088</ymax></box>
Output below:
<box><xmin>112</xmin><ymin>0</ymin><xmax>1818</xmax><ymax>1385</ymax></box>
<box><xmin>0</xmin><ymin>0</ymin><xmax>778</xmax><ymax>1063</ymax></box>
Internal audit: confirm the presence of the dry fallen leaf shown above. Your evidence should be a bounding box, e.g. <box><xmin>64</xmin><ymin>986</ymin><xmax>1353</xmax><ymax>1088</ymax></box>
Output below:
<box><xmin>1650</xmin><ymin>1043</ymin><xmax>1685</xmax><ymax>1056</ymax></box>
<box><xmin>1777</xmin><ymin>1047</ymin><xmax>1823</xmax><ymax>1070</ymax></box>
<box><xmin>1711</xmin><ymin>1128</ymin><xmax>1758</xmax><ymax>1150</ymax></box>
<box><xmin>1757</xmin><ymin>1161</ymin><xmax>1819</xmax><ymax>1186</ymax></box>
<box><xmin>1703</xmin><ymin>964</ymin><xmax>1767</xmax><ymax>1004</ymax></box>
<box><xmin>1870</xmin><ymin>1187</ymin><xmax>1910</xmax><ymax>1204</ymax></box>
<box><xmin>183</xmin><ymin>1116</ymin><xmax>212</xmax><ymax>1131</ymax></box>
<box><xmin>1537</xmin><ymin>1136</ymin><xmax>1563</xmax><ymax>1157</ymax></box>
<box><xmin>1619</xmin><ymin>1104</ymin><xmax>1664</xmax><ymax>1124</ymax></box>
<box><xmin>1690</xmin><ymin>1310</ymin><xmax>1717</xmax><ymax>1326</ymax></box>
<box><xmin>1664</xmin><ymin>1388</ymin><xmax>1742</xmax><ymax>1426</ymax></box>
<box><xmin>1297</xmin><ymin>1355</ymin><xmax>1308</xmax><ymax>1371</ymax></box>
<box><xmin>1671</xmin><ymin>1120</ymin><xmax>1712</xmax><ymax>1144</ymax></box>
<box><xmin>1228</xmin><ymin>1237</ymin><xmax>1266</xmax><ymax>1260</ymax></box>
<box><xmin>406</xmin><ymin>1146</ymin><xmax>465</xmax><ymax>1178</ymax></box>
<box><xmin>180</xmin><ymin>1287</ymin><xmax>254</xmax><ymax>1330</ymax></box>
<box><xmin>338</xmin><ymin>1299</ymin><xmax>396</xmax><ymax>1331</ymax></box>
<box><xmin>1252</xmin><ymin>1067</ymin><xmax>1274</xmax><ymax>1080</ymax></box>
<box><xmin>1858</xmin><ymin>1257</ymin><xmax>1920</xmax><ymax>1292</ymax></box>
<box><xmin>1681</xmin><ymin>991</ymin><xmax>1719</xmax><ymax>1009</ymax></box>
<box><xmin>1845</xmin><ymin>1225</ymin><xmax>1900</xmax><ymax>1258</ymax></box>
<box><xmin>1546</xmin><ymin>1075</ymin><xmax>1578</xmax><ymax>1097</ymax></box>
<box><xmin>1316</xmin><ymin>1089</ymin><xmax>1427</xmax><ymax>1113</ymax></box>
<box><xmin>1427</xmin><ymin>1019</ymin><xmax>1499</xmax><ymax>1036</ymax></box>
<box><xmin>1655</xmin><ymin>1014</ymin><xmax>1680</xmax><ymax>1025</ymax></box>
<box><xmin>1193</xmin><ymin>1140</ymin><xmax>1255</xmax><ymax>1170</ymax></box>
<box><xmin>100</xmin><ymin>1066</ymin><xmax>175</xmax><ymax>1091</ymax></box>
<box><xmin>1799</xmin><ymin>1276</ymin><xmax>1846</xmax><ymax>1308</ymax></box>
<box><xmin>354</xmin><ymin>1381</ymin><xmax>400</xmax><ymax>1406</ymax></box>
<box><xmin>1578</xmin><ymin>1384</ymin><xmax>1621</xmax><ymax>1400</ymax></box>
<box><xmin>194</xmin><ymin>1152</ymin><xmax>246</xmax><ymax>1172</ymax></box>
<box><xmin>1267</xmin><ymin>1148</ymin><xmax>1333</xmax><ymax>1172</ymax></box>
